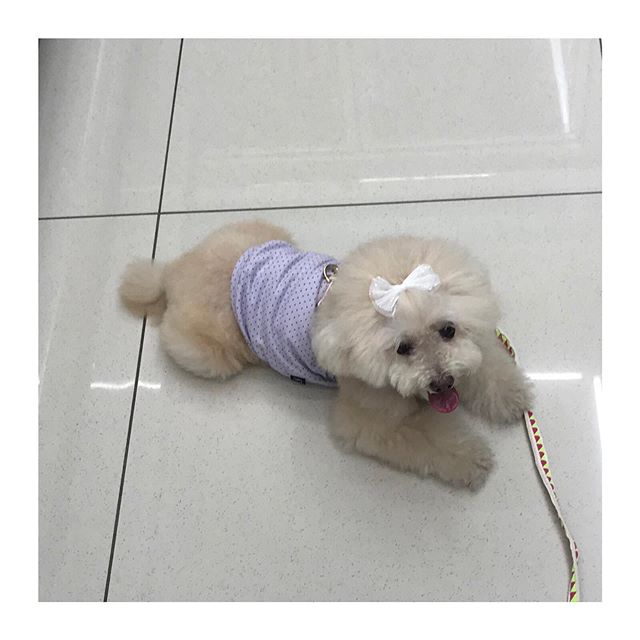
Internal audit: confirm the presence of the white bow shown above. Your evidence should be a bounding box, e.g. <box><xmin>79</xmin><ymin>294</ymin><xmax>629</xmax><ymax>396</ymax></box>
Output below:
<box><xmin>369</xmin><ymin>264</ymin><xmax>441</xmax><ymax>317</ymax></box>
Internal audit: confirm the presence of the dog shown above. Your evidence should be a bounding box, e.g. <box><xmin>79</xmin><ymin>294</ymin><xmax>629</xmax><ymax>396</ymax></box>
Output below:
<box><xmin>120</xmin><ymin>219</ymin><xmax>532</xmax><ymax>489</ymax></box>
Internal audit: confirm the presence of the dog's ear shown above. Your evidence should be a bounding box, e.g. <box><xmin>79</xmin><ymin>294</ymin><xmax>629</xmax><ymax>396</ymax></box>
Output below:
<box><xmin>312</xmin><ymin>314</ymin><xmax>391</xmax><ymax>388</ymax></box>
<box><xmin>311</xmin><ymin>320</ymin><xmax>353</xmax><ymax>377</ymax></box>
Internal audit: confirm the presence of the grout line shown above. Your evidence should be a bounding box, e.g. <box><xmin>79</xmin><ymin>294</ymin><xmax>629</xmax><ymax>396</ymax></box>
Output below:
<box><xmin>158</xmin><ymin>190</ymin><xmax>603</xmax><ymax>215</ymax></box>
<box><xmin>40</xmin><ymin>189</ymin><xmax>602</xmax><ymax>223</ymax></box>
<box><xmin>103</xmin><ymin>38</ymin><xmax>184</xmax><ymax>602</ymax></box>
<box><xmin>102</xmin><ymin>316</ymin><xmax>148</xmax><ymax>602</ymax></box>
<box><xmin>38</xmin><ymin>211</ymin><xmax>157</xmax><ymax>221</ymax></box>
<box><xmin>156</xmin><ymin>39</ymin><xmax>184</xmax><ymax>231</ymax></box>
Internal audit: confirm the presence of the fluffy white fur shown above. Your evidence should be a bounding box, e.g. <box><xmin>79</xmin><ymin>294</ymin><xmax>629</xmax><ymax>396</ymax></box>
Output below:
<box><xmin>120</xmin><ymin>220</ymin><xmax>532</xmax><ymax>489</ymax></box>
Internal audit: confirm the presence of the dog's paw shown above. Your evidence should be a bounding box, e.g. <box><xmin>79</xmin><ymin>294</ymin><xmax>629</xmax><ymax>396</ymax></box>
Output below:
<box><xmin>426</xmin><ymin>437</ymin><xmax>495</xmax><ymax>490</ymax></box>
<box><xmin>454</xmin><ymin>442</ymin><xmax>495</xmax><ymax>490</ymax></box>
<box><xmin>469</xmin><ymin>367</ymin><xmax>534</xmax><ymax>425</ymax></box>
<box><xmin>492</xmin><ymin>371</ymin><xmax>534</xmax><ymax>424</ymax></box>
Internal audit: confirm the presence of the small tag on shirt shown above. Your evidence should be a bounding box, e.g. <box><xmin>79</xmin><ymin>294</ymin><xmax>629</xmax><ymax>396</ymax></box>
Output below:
<box><xmin>290</xmin><ymin>375</ymin><xmax>306</xmax><ymax>385</ymax></box>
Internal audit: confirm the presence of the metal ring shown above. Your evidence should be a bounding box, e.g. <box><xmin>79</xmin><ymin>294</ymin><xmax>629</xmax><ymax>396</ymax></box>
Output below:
<box><xmin>323</xmin><ymin>263</ymin><xmax>339</xmax><ymax>283</ymax></box>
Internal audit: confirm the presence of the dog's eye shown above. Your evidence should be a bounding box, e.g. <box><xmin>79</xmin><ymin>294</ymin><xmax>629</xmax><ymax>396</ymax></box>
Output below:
<box><xmin>438</xmin><ymin>324</ymin><xmax>456</xmax><ymax>341</ymax></box>
<box><xmin>396</xmin><ymin>341</ymin><xmax>414</xmax><ymax>356</ymax></box>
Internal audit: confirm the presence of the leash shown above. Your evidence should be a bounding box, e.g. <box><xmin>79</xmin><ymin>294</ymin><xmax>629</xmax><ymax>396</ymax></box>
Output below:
<box><xmin>496</xmin><ymin>329</ymin><xmax>580</xmax><ymax>602</ymax></box>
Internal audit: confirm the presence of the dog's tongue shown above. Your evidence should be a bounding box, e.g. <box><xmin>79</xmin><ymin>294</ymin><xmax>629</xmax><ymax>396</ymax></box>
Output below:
<box><xmin>428</xmin><ymin>387</ymin><xmax>460</xmax><ymax>413</ymax></box>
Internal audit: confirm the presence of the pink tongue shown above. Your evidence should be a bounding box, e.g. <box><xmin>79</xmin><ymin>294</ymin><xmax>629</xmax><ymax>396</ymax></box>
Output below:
<box><xmin>428</xmin><ymin>387</ymin><xmax>460</xmax><ymax>413</ymax></box>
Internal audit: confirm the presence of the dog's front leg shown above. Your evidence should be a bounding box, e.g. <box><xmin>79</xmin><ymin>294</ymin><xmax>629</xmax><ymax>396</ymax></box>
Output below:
<box><xmin>332</xmin><ymin>378</ymin><xmax>494</xmax><ymax>489</ymax></box>
<box><xmin>458</xmin><ymin>332</ymin><xmax>534</xmax><ymax>424</ymax></box>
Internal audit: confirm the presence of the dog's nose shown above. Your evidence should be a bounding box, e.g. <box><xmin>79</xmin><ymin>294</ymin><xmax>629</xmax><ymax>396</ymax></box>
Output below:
<box><xmin>429</xmin><ymin>374</ymin><xmax>455</xmax><ymax>394</ymax></box>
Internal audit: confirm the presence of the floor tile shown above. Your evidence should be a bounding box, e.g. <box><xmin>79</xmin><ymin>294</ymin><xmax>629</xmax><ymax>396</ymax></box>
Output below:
<box><xmin>39</xmin><ymin>39</ymin><xmax>180</xmax><ymax>218</ymax></box>
<box><xmin>162</xmin><ymin>39</ymin><xmax>601</xmax><ymax>212</ymax></box>
<box><xmin>39</xmin><ymin>215</ymin><xmax>155</xmax><ymax>600</ymax></box>
<box><xmin>108</xmin><ymin>194</ymin><xmax>600</xmax><ymax>600</ymax></box>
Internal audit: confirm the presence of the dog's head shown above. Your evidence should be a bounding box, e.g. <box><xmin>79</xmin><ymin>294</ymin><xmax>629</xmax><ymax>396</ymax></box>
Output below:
<box><xmin>312</xmin><ymin>236</ymin><xmax>500</xmax><ymax>405</ymax></box>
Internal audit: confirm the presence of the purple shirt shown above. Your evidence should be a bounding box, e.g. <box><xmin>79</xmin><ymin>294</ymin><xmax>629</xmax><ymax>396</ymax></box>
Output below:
<box><xmin>230</xmin><ymin>240</ymin><xmax>337</xmax><ymax>386</ymax></box>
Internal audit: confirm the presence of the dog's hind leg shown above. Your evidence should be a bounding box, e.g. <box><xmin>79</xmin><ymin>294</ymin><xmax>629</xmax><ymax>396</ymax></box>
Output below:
<box><xmin>159</xmin><ymin>305</ymin><xmax>257</xmax><ymax>380</ymax></box>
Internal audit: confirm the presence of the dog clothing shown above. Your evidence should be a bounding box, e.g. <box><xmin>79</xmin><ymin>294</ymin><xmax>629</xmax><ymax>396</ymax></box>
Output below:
<box><xmin>230</xmin><ymin>240</ymin><xmax>338</xmax><ymax>387</ymax></box>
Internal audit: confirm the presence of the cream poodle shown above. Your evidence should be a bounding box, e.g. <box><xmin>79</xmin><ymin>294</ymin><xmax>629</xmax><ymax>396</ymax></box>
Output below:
<box><xmin>120</xmin><ymin>220</ymin><xmax>532</xmax><ymax>489</ymax></box>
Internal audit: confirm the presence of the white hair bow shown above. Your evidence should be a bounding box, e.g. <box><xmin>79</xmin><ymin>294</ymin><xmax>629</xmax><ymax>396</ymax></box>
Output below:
<box><xmin>369</xmin><ymin>264</ymin><xmax>441</xmax><ymax>317</ymax></box>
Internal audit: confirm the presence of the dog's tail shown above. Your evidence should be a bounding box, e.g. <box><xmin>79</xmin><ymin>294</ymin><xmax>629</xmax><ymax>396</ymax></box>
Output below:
<box><xmin>119</xmin><ymin>259</ymin><xmax>167</xmax><ymax>319</ymax></box>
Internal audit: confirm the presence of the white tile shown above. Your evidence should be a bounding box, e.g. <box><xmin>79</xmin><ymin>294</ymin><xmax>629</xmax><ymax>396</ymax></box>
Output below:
<box><xmin>108</xmin><ymin>193</ymin><xmax>600</xmax><ymax>601</ymax></box>
<box><xmin>39</xmin><ymin>39</ymin><xmax>180</xmax><ymax>218</ymax></box>
<box><xmin>162</xmin><ymin>39</ymin><xmax>600</xmax><ymax>212</ymax></box>
<box><xmin>39</xmin><ymin>215</ymin><xmax>155</xmax><ymax>600</ymax></box>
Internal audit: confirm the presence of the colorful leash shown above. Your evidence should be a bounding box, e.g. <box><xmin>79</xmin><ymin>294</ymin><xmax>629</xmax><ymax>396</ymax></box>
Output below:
<box><xmin>496</xmin><ymin>329</ymin><xmax>580</xmax><ymax>602</ymax></box>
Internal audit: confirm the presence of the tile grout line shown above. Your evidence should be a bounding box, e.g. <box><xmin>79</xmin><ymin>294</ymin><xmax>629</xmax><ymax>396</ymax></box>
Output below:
<box><xmin>39</xmin><ymin>211</ymin><xmax>158</xmax><ymax>221</ymax></box>
<box><xmin>103</xmin><ymin>38</ymin><xmax>184</xmax><ymax>602</ymax></box>
<box><xmin>155</xmin><ymin>39</ymin><xmax>185</xmax><ymax>239</ymax></box>
<box><xmin>39</xmin><ymin>189</ymin><xmax>603</xmax><ymax>222</ymax></box>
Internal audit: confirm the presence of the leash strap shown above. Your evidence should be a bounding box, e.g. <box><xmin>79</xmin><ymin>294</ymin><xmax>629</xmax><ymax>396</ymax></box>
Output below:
<box><xmin>496</xmin><ymin>329</ymin><xmax>580</xmax><ymax>602</ymax></box>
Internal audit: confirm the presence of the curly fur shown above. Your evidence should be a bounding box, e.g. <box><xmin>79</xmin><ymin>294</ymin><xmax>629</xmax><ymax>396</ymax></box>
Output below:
<box><xmin>119</xmin><ymin>220</ymin><xmax>532</xmax><ymax>489</ymax></box>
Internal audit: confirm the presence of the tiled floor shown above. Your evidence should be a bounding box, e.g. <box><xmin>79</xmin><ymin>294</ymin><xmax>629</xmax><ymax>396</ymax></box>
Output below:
<box><xmin>39</xmin><ymin>39</ymin><xmax>601</xmax><ymax>601</ymax></box>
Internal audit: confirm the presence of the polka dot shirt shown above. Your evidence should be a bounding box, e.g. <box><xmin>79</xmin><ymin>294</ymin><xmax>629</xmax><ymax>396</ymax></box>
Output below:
<box><xmin>230</xmin><ymin>240</ymin><xmax>338</xmax><ymax>386</ymax></box>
